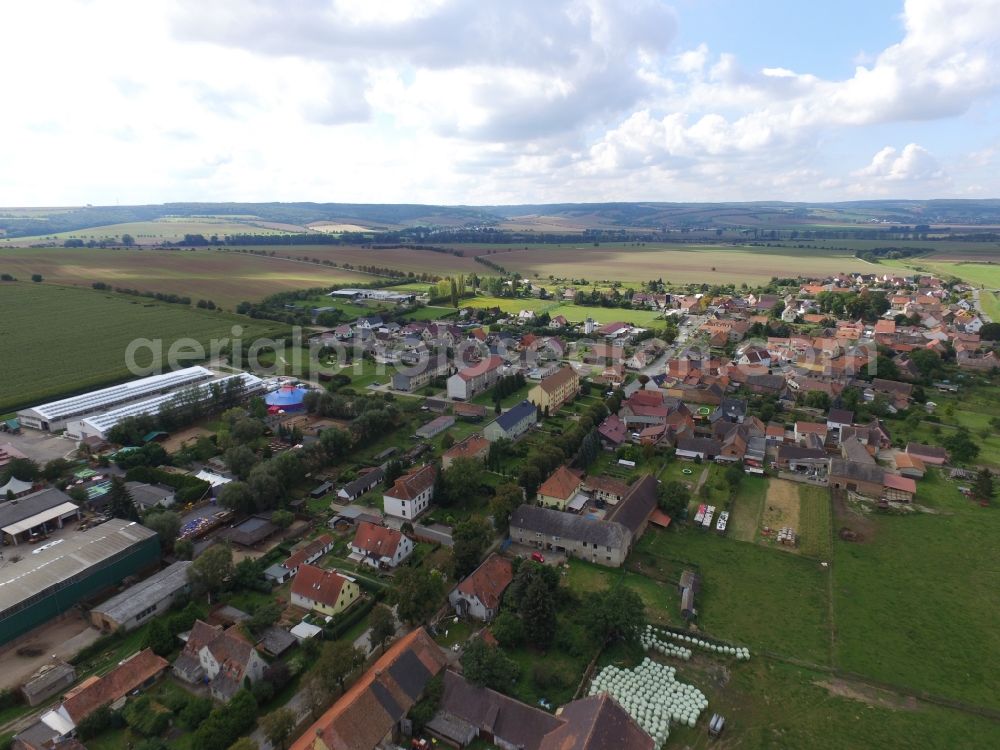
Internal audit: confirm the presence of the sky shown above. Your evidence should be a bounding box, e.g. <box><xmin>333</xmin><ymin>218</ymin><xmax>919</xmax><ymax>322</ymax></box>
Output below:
<box><xmin>1</xmin><ymin>0</ymin><xmax>999</xmax><ymax>206</ymax></box>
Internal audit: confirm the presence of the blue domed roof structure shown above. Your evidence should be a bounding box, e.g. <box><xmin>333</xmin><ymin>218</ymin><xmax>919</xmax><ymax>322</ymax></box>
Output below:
<box><xmin>265</xmin><ymin>385</ymin><xmax>308</xmax><ymax>410</ymax></box>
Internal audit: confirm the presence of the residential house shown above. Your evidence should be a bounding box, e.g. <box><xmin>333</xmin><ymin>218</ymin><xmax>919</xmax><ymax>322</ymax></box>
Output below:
<box><xmin>484</xmin><ymin>400</ymin><xmax>537</xmax><ymax>443</ymax></box>
<box><xmin>794</xmin><ymin>421</ymin><xmax>828</xmax><ymax>445</ymax></box>
<box><xmin>528</xmin><ymin>366</ymin><xmax>580</xmax><ymax>414</ymax></box>
<box><xmin>290</xmin><ymin>628</ymin><xmax>448</xmax><ymax>750</ymax></box>
<box><xmin>448</xmin><ymin>553</ymin><xmax>513</xmax><ymax>622</ymax></box>
<box><xmin>173</xmin><ymin>620</ymin><xmax>268</xmax><ymax>701</ymax></box>
<box><xmin>776</xmin><ymin>445</ymin><xmax>829</xmax><ymax>475</ymax></box>
<box><xmin>350</xmin><ymin>521</ymin><xmax>414</xmax><ymax>569</ymax></box>
<box><xmin>383</xmin><ymin>463</ymin><xmax>437</xmax><ymax>519</ymax></box>
<box><xmin>537</xmin><ymin>465</ymin><xmax>584</xmax><ymax>510</ymax></box>
<box><xmin>290</xmin><ymin>564</ymin><xmax>361</xmax><ymax>617</ymax></box>
<box><xmin>442</xmin><ymin>434</ymin><xmax>490</xmax><ymax>469</ymax></box>
<box><xmin>280</xmin><ymin>534</ymin><xmax>335</xmax><ymax>577</ymax></box>
<box><xmin>447</xmin><ymin>356</ymin><xmax>505</xmax><ymax>400</ymax></box>
<box><xmin>597</xmin><ymin>414</ymin><xmax>628</xmax><ymax>449</ymax></box>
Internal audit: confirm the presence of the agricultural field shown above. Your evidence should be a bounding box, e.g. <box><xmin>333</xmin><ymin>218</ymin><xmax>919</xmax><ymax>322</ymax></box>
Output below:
<box><xmin>832</xmin><ymin>469</ymin><xmax>1000</xmax><ymax>709</ymax></box>
<box><xmin>0</xmin><ymin>217</ymin><xmax>290</xmax><ymax>246</ymax></box>
<box><xmin>0</xmin><ymin>282</ymin><xmax>288</xmax><ymax>413</ymax></box>
<box><xmin>0</xmin><ymin>247</ymin><xmax>371</xmax><ymax>309</ymax></box>
<box><xmin>728</xmin><ymin>475</ymin><xmax>767</xmax><ymax>542</ymax></box>
<box><xmin>260</xmin><ymin>244</ymin><xmax>482</xmax><ymax>276</ymax></box>
<box><xmin>472</xmin><ymin>242</ymin><xmax>876</xmax><ymax>285</ymax></box>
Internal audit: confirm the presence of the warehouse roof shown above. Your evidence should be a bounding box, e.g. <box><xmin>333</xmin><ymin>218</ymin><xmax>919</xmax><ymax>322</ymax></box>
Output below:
<box><xmin>91</xmin><ymin>561</ymin><xmax>192</xmax><ymax>625</ymax></box>
<box><xmin>0</xmin><ymin>520</ymin><xmax>157</xmax><ymax>613</ymax></box>
<box><xmin>20</xmin><ymin>367</ymin><xmax>214</xmax><ymax>423</ymax></box>
<box><xmin>79</xmin><ymin>372</ymin><xmax>264</xmax><ymax>434</ymax></box>
<box><xmin>0</xmin><ymin>488</ymin><xmax>76</xmax><ymax>531</ymax></box>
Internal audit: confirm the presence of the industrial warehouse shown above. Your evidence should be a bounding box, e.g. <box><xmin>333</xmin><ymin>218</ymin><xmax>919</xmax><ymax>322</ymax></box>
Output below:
<box><xmin>15</xmin><ymin>367</ymin><xmax>265</xmax><ymax>441</ymax></box>
<box><xmin>0</xmin><ymin>519</ymin><xmax>160</xmax><ymax>648</ymax></box>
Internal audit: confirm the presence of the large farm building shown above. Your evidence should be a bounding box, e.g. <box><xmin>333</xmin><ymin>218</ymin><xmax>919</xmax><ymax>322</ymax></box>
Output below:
<box><xmin>0</xmin><ymin>520</ymin><xmax>160</xmax><ymax>647</ymax></box>
<box><xmin>16</xmin><ymin>367</ymin><xmax>264</xmax><ymax>440</ymax></box>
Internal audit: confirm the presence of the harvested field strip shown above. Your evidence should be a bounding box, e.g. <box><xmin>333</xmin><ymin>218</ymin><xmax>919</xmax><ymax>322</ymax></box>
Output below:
<box><xmin>798</xmin><ymin>484</ymin><xmax>834</xmax><ymax>559</ymax></box>
<box><xmin>729</xmin><ymin>475</ymin><xmax>767</xmax><ymax>542</ymax></box>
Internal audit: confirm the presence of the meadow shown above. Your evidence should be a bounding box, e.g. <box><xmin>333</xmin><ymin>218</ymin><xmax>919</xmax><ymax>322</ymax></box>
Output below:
<box><xmin>832</xmin><ymin>470</ymin><xmax>1000</xmax><ymax>709</ymax></box>
<box><xmin>0</xmin><ymin>282</ymin><xmax>288</xmax><ymax>413</ymax></box>
<box><xmin>0</xmin><ymin>247</ymin><xmax>369</xmax><ymax>309</ymax></box>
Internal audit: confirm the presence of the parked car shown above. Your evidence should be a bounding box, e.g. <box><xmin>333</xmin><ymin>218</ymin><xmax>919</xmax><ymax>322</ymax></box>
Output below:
<box><xmin>531</xmin><ymin>551</ymin><xmax>546</xmax><ymax>563</ymax></box>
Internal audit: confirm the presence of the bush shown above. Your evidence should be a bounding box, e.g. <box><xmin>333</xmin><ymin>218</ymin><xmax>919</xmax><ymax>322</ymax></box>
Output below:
<box><xmin>251</xmin><ymin>679</ymin><xmax>275</xmax><ymax>704</ymax></box>
<box><xmin>124</xmin><ymin>696</ymin><xmax>170</xmax><ymax>736</ymax></box>
<box><xmin>532</xmin><ymin>663</ymin><xmax>570</xmax><ymax>691</ymax></box>
<box><xmin>177</xmin><ymin>696</ymin><xmax>212</xmax><ymax>730</ymax></box>
<box><xmin>76</xmin><ymin>705</ymin><xmax>113</xmax><ymax>740</ymax></box>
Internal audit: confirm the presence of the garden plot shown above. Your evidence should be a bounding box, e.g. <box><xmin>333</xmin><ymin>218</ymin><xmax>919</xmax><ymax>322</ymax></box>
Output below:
<box><xmin>760</xmin><ymin>479</ymin><xmax>801</xmax><ymax>549</ymax></box>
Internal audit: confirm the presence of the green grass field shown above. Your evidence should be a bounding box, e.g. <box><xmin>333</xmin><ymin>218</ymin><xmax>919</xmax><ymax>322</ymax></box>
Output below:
<box><xmin>729</xmin><ymin>475</ymin><xmax>767</xmax><ymax>542</ymax></box>
<box><xmin>635</xmin><ymin>527</ymin><xmax>833</xmax><ymax>664</ymax></box>
<box><xmin>832</xmin><ymin>470</ymin><xmax>1000</xmax><ymax>709</ymax></box>
<box><xmin>0</xmin><ymin>282</ymin><xmax>287</xmax><ymax>413</ymax></box>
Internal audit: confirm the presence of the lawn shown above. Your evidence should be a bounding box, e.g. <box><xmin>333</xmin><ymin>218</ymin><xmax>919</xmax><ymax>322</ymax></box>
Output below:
<box><xmin>0</xmin><ymin>246</ymin><xmax>370</xmax><ymax>309</ymax></box>
<box><xmin>832</xmin><ymin>469</ymin><xmax>1000</xmax><ymax>709</ymax></box>
<box><xmin>0</xmin><ymin>282</ymin><xmax>288</xmax><ymax>413</ymax></box>
<box><xmin>635</xmin><ymin>528</ymin><xmax>832</xmax><ymax>665</ymax></box>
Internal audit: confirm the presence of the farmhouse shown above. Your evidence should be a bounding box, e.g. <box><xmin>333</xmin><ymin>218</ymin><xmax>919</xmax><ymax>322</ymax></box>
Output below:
<box><xmin>290</xmin><ymin>564</ymin><xmax>361</xmax><ymax>617</ymax></box>
<box><xmin>605</xmin><ymin>475</ymin><xmax>659</xmax><ymax>542</ymax></box>
<box><xmin>829</xmin><ymin>458</ymin><xmax>885</xmax><ymax>497</ymax></box>
<box><xmin>290</xmin><ymin>628</ymin><xmax>448</xmax><ymax>750</ymax></box>
<box><xmin>383</xmin><ymin>463</ymin><xmax>437</xmax><ymax>519</ymax></box>
<box><xmin>90</xmin><ymin>561</ymin><xmax>192</xmax><ymax>632</ymax></box>
<box><xmin>528</xmin><ymin>366</ymin><xmax>580</xmax><ymax>414</ymax></box>
<box><xmin>449</xmin><ymin>553</ymin><xmax>513</xmax><ymax>622</ymax></box>
<box><xmin>447</xmin><ymin>356</ymin><xmax>505</xmax><ymax>400</ymax></box>
<box><xmin>0</xmin><ymin>519</ymin><xmax>159</xmax><ymax>648</ymax></box>
<box><xmin>675</xmin><ymin>436</ymin><xmax>721</xmax><ymax>461</ymax></box>
<box><xmin>350</xmin><ymin>521</ymin><xmax>414</xmax><ymax>569</ymax></box>
<box><xmin>510</xmin><ymin>504</ymin><xmax>631</xmax><ymax>567</ymax></box>
<box><xmin>484</xmin><ymin>400</ymin><xmax>537</xmax><ymax>442</ymax></box>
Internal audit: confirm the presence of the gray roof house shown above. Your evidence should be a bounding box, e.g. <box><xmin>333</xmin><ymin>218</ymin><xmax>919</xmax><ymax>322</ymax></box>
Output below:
<box><xmin>510</xmin><ymin>504</ymin><xmax>631</xmax><ymax>567</ymax></box>
<box><xmin>484</xmin><ymin>400</ymin><xmax>537</xmax><ymax>443</ymax></box>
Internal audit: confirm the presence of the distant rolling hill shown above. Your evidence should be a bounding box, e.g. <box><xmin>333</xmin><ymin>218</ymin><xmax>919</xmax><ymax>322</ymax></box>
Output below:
<box><xmin>3</xmin><ymin>199</ymin><xmax>1000</xmax><ymax>239</ymax></box>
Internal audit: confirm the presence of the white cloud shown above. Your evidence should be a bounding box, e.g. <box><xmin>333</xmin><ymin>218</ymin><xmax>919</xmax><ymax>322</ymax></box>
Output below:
<box><xmin>0</xmin><ymin>0</ymin><xmax>998</xmax><ymax>204</ymax></box>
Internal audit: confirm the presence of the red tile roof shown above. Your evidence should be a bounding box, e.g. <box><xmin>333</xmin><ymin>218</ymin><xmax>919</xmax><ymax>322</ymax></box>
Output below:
<box><xmin>386</xmin><ymin>464</ymin><xmax>437</xmax><ymax>501</ymax></box>
<box><xmin>290</xmin><ymin>628</ymin><xmax>447</xmax><ymax>750</ymax></box>
<box><xmin>291</xmin><ymin>564</ymin><xmax>352</xmax><ymax>609</ymax></box>
<box><xmin>456</xmin><ymin>553</ymin><xmax>513</xmax><ymax>610</ymax></box>
<box><xmin>284</xmin><ymin>534</ymin><xmax>334</xmax><ymax>570</ymax></box>
<box><xmin>538</xmin><ymin>465</ymin><xmax>583</xmax><ymax>501</ymax></box>
<box><xmin>352</xmin><ymin>521</ymin><xmax>405</xmax><ymax>559</ymax></box>
<box><xmin>443</xmin><ymin>434</ymin><xmax>490</xmax><ymax>462</ymax></box>
<box><xmin>62</xmin><ymin>649</ymin><xmax>168</xmax><ymax>724</ymax></box>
